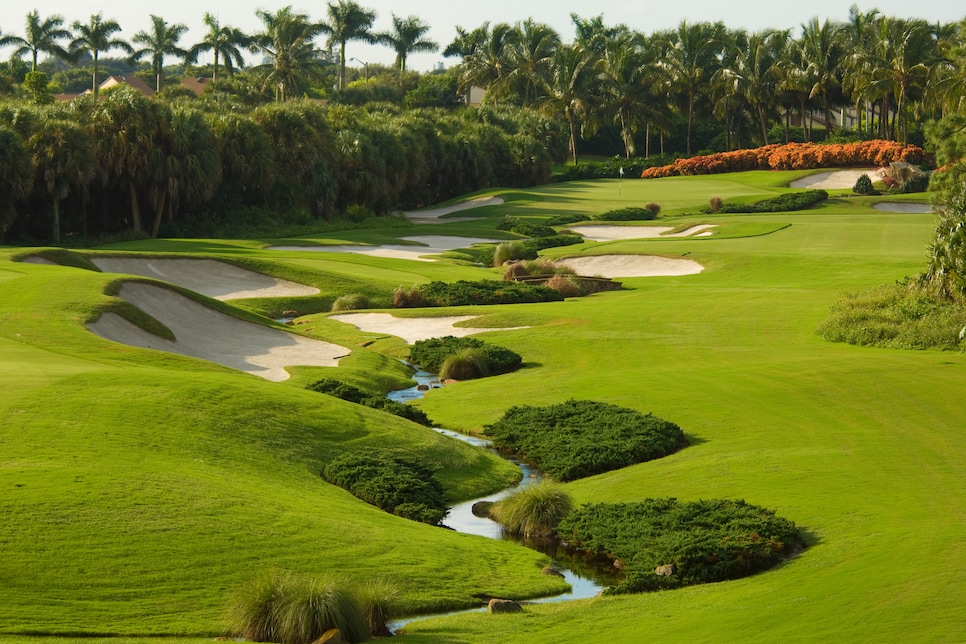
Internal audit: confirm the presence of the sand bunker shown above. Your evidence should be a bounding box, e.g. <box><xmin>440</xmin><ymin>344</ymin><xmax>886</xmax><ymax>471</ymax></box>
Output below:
<box><xmin>88</xmin><ymin>282</ymin><xmax>348</xmax><ymax>381</ymax></box>
<box><xmin>557</xmin><ymin>255</ymin><xmax>704</xmax><ymax>278</ymax></box>
<box><xmin>269</xmin><ymin>235</ymin><xmax>500</xmax><ymax>262</ymax></box>
<box><xmin>790</xmin><ymin>169</ymin><xmax>883</xmax><ymax>190</ymax></box>
<box><xmin>568</xmin><ymin>224</ymin><xmax>717</xmax><ymax>241</ymax></box>
<box><xmin>90</xmin><ymin>258</ymin><xmax>319</xmax><ymax>300</ymax></box>
<box><xmin>404</xmin><ymin>196</ymin><xmax>504</xmax><ymax>223</ymax></box>
<box><xmin>873</xmin><ymin>202</ymin><xmax>932</xmax><ymax>213</ymax></box>
<box><xmin>329</xmin><ymin>312</ymin><xmax>528</xmax><ymax>344</ymax></box>
<box><xmin>21</xmin><ymin>256</ymin><xmax>58</xmax><ymax>265</ymax></box>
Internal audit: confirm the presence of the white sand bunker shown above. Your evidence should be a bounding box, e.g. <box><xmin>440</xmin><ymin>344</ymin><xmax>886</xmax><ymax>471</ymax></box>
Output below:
<box><xmin>790</xmin><ymin>168</ymin><xmax>883</xmax><ymax>189</ymax></box>
<box><xmin>569</xmin><ymin>224</ymin><xmax>717</xmax><ymax>241</ymax></box>
<box><xmin>88</xmin><ymin>282</ymin><xmax>348</xmax><ymax>381</ymax></box>
<box><xmin>873</xmin><ymin>202</ymin><xmax>932</xmax><ymax>213</ymax></box>
<box><xmin>269</xmin><ymin>235</ymin><xmax>500</xmax><ymax>262</ymax></box>
<box><xmin>21</xmin><ymin>256</ymin><xmax>58</xmax><ymax>265</ymax></box>
<box><xmin>404</xmin><ymin>196</ymin><xmax>504</xmax><ymax>223</ymax></box>
<box><xmin>330</xmin><ymin>312</ymin><xmax>528</xmax><ymax>344</ymax></box>
<box><xmin>558</xmin><ymin>255</ymin><xmax>704</xmax><ymax>278</ymax></box>
<box><xmin>90</xmin><ymin>258</ymin><xmax>319</xmax><ymax>300</ymax></box>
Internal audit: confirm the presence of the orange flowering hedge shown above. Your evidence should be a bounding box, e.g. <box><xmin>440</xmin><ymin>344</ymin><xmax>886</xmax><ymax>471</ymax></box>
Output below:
<box><xmin>641</xmin><ymin>140</ymin><xmax>926</xmax><ymax>179</ymax></box>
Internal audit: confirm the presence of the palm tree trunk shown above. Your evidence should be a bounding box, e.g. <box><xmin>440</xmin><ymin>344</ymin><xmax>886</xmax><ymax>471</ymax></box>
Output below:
<box><xmin>52</xmin><ymin>196</ymin><xmax>60</xmax><ymax>245</ymax></box>
<box><xmin>93</xmin><ymin>52</ymin><xmax>100</xmax><ymax>96</ymax></box>
<box><xmin>567</xmin><ymin>111</ymin><xmax>579</xmax><ymax>166</ymax></box>
<box><xmin>645</xmin><ymin>123</ymin><xmax>650</xmax><ymax>158</ymax></box>
<box><xmin>151</xmin><ymin>189</ymin><xmax>167</xmax><ymax>239</ymax></box>
<box><xmin>129</xmin><ymin>180</ymin><xmax>143</xmax><ymax>234</ymax></box>
<box><xmin>339</xmin><ymin>42</ymin><xmax>347</xmax><ymax>90</ymax></box>
<box><xmin>213</xmin><ymin>51</ymin><xmax>220</xmax><ymax>82</ymax></box>
<box><xmin>686</xmin><ymin>92</ymin><xmax>694</xmax><ymax>155</ymax></box>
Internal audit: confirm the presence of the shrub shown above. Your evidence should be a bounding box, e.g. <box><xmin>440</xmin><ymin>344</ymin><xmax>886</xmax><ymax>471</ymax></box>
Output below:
<box><xmin>503</xmin><ymin>258</ymin><xmax>571</xmax><ymax>281</ymax></box>
<box><xmin>544</xmin><ymin>273</ymin><xmax>583</xmax><ymax>298</ymax></box>
<box><xmin>353</xmin><ymin>578</ymin><xmax>399</xmax><ymax>637</ymax></box>
<box><xmin>225</xmin><ymin>569</ymin><xmax>371</xmax><ymax>644</ymax></box>
<box><xmin>708</xmin><ymin>195</ymin><xmax>723</xmax><ymax>213</ymax></box>
<box><xmin>522</xmin><ymin>234</ymin><xmax>583</xmax><ymax>253</ymax></box>
<box><xmin>493</xmin><ymin>241</ymin><xmax>533</xmax><ymax>266</ymax></box>
<box><xmin>322</xmin><ymin>452</ymin><xmax>447</xmax><ymax>525</ymax></box>
<box><xmin>511</xmin><ymin>222</ymin><xmax>557</xmax><ymax>237</ymax></box>
<box><xmin>392</xmin><ymin>285</ymin><xmax>426</xmax><ymax>308</ymax></box>
<box><xmin>484</xmin><ymin>400</ymin><xmax>687</xmax><ymax>481</ymax></box>
<box><xmin>409</xmin><ymin>336</ymin><xmax>523</xmax><ymax>375</ymax></box>
<box><xmin>557</xmin><ymin>499</ymin><xmax>803</xmax><ymax>594</ymax></box>
<box><xmin>306</xmin><ymin>378</ymin><xmax>434</xmax><ymax>426</ymax></box>
<box><xmin>593</xmin><ymin>207</ymin><xmax>657</xmax><ymax>221</ymax></box>
<box><xmin>853</xmin><ymin>174</ymin><xmax>875</xmax><ymax>195</ymax></box>
<box><xmin>547</xmin><ymin>213</ymin><xmax>585</xmax><ymax>226</ymax></box>
<box><xmin>438</xmin><ymin>348</ymin><xmax>491</xmax><ymax>380</ymax></box>
<box><xmin>416</xmin><ymin>280</ymin><xmax>564</xmax><ymax>307</ymax></box>
<box><xmin>331</xmin><ymin>293</ymin><xmax>370</xmax><ymax>312</ymax></box>
<box><xmin>897</xmin><ymin>172</ymin><xmax>930</xmax><ymax>194</ymax></box>
<box><xmin>644</xmin><ymin>202</ymin><xmax>661</xmax><ymax>216</ymax></box>
<box><xmin>714</xmin><ymin>189</ymin><xmax>828</xmax><ymax>213</ymax></box>
<box><xmin>488</xmin><ymin>479</ymin><xmax>573</xmax><ymax>538</ymax></box>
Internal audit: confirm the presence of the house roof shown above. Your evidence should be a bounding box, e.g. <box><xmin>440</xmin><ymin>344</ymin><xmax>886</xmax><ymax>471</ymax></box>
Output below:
<box><xmin>181</xmin><ymin>76</ymin><xmax>212</xmax><ymax>96</ymax></box>
<box><xmin>95</xmin><ymin>75</ymin><xmax>155</xmax><ymax>97</ymax></box>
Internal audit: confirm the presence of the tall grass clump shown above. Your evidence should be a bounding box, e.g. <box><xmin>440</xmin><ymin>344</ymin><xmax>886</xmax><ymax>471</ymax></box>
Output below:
<box><xmin>331</xmin><ymin>293</ymin><xmax>370</xmax><ymax>312</ymax></box>
<box><xmin>493</xmin><ymin>241</ymin><xmax>532</xmax><ymax>266</ymax></box>
<box><xmin>353</xmin><ymin>578</ymin><xmax>400</xmax><ymax>637</ymax></box>
<box><xmin>644</xmin><ymin>201</ymin><xmax>662</xmax><ymax>216</ymax></box>
<box><xmin>544</xmin><ymin>273</ymin><xmax>583</xmax><ymax>298</ymax></box>
<box><xmin>439</xmin><ymin>348</ymin><xmax>490</xmax><ymax>380</ymax></box>
<box><xmin>392</xmin><ymin>285</ymin><xmax>426</xmax><ymax>308</ymax></box>
<box><xmin>489</xmin><ymin>479</ymin><xmax>573</xmax><ymax>538</ymax></box>
<box><xmin>225</xmin><ymin>569</ymin><xmax>371</xmax><ymax>644</ymax></box>
<box><xmin>708</xmin><ymin>195</ymin><xmax>723</xmax><ymax>213</ymax></box>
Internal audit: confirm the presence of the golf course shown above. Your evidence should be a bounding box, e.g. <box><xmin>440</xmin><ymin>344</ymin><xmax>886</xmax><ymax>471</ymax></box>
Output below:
<box><xmin>2</xmin><ymin>167</ymin><xmax>963</xmax><ymax>643</ymax></box>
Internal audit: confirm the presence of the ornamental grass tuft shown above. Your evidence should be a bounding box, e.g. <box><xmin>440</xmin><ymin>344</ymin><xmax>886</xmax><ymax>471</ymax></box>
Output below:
<box><xmin>489</xmin><ymin>479</ymin><xmax>573</xmax><ymax>538</ymax></box>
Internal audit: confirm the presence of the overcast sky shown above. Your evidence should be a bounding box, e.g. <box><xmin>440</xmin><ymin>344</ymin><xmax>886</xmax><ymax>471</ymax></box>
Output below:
<box><xmin>1</xmin><ymin>1</ymin><xmax>963</xmax><ymax>72</ymax></box>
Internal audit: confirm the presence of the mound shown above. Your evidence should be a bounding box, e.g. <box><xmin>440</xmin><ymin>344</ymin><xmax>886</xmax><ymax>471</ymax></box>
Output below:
<box><xmin>569</xmin><ymin>225</ymin><xmax>717</xmax><ymax>241</ymax></box>
<box><xmin>557</xmin><ymin>255</ymin><xmax>704</xmax><ymax>278</ymax></box>
<box><xmin>88</xmin><ymin>282</ymin><xmax>348</xmax><ymax>381</ymax></box>
<box><xmin>90</xmin><ymin>258</ymin><xmax>319</xmax><ymax>300</ymax></box>
<box><xmin>330</xmin><ymin>313</ymin><xmax>528</xmax><ymax>344</ymax></box>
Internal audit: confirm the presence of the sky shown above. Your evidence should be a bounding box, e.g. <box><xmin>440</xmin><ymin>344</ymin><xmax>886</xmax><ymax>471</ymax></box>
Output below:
<box><xmin>1</xmin><ymin>0</ymin><xmax>964</xmax><ymax>72</ymax></box>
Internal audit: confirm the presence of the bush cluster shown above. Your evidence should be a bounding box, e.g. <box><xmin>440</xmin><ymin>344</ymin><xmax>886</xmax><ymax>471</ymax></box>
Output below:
<box><xmin>712</xmin><ymin>189</ymin><xmax>829</xmax><ymax>213</ymax></box>
<box><xmin>495</xmin><ymin>217</ymin><xmax>557</xmax><ymax>238</ymax></box>
<box><xmin>641</xmin><ymin>140</ymin><xmax>927</xmax><ymax>179</ymax></box>
<box><xmin>546</xmin><ymin>213</ymin><xmax>586</xmax><ymax>226</ymax></box>
<box><xmin>409</xmin><ymin>336</ymin><xmax>523</xmax><ymax>376</ymax></box>
<box><xmin>306</xmin><ymin>378</ymin><xmax>433</xmax><ymax>426</ymax></box>
<box><xmin>553</xmin><ymin>155</ymin><xmax>679</xmax><ymax>182</ymax></box>
<box><xmin>483</xmin><ymin>400</ymin><xmax>687</xmax><ymax>481</ymax></box>
<box><xmin>556</xmin><ymin>498</ymin><xmax>803</xmax><ymax>593</ymax></box>
<box><xmin>592</xmin><ymin>207</ymin><xmax>658</xmax><ymax>221</ymax></box>
<box><xmin>853</xmin><ymin>174</ymin><xmax>876</xmax><ymax>195</ymax></box>
<box><xmin>322</xmin><ymin>452</ymin><xmax>448</xmax><ymax>525</ymax></box>
<box><xmin>398</xmin><ymin>280</ymin><xmax>564</xmax><ymax>308</ymax></box>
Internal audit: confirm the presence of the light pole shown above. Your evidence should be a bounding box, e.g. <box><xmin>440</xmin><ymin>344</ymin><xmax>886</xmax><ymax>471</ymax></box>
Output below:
<box><xmin>350</xmin><ymin>57</ymin><xmax>369</xmax><ymax>82</ymax></box>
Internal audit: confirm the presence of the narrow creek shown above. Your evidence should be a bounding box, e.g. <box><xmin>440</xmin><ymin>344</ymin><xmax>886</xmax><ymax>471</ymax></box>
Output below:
<box><xmin>386</xmin><ymin>368</ymin><xmax>613</xmax><ymax>632</ymax></box>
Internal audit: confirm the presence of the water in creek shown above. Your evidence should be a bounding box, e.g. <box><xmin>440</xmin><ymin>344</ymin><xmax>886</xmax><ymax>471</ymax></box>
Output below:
<box><xmin>387</xmin><ymin>369</ymin><xmax>614</xmax><ymax>632</ymax></box>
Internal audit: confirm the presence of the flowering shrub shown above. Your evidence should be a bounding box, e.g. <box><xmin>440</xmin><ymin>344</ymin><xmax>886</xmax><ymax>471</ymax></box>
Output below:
<box><xmin>641</xmin><ymin>140</ymin><xmax>926</xmax><ymax>179</ymax></box>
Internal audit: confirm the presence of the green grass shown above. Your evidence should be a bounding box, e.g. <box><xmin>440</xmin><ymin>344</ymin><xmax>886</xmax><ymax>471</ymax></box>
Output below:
<box><xmin>1</xmin><ymin>171</ymin><xmax>952</xmax><ymax>642</ymax></box>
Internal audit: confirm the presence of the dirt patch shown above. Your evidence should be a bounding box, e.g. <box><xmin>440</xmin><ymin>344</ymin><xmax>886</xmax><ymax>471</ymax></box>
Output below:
<box><xmin>90</xmin><ymin>258</ymin><xmax>319</xmax><ymax>300</ymax></box>
<box><xmin>88</xmin><ymin>282</ymin><xmax>347</xmax><ymax>381</ymax></box>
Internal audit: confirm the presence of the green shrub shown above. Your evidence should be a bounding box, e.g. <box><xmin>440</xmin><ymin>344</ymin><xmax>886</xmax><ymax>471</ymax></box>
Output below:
<box><xmin>511</xmin><ymin>222</ymin><xmax>557</xmax><ymax>237</ymax></box>
<box><xmin>493</xmin><ymin>241</ymin><xmax>534</xmax><ymax>266</ymax></box>
<box><xmin>644</xmin><ymin>202</ymin><xmax>661</xmax><ymax>216</ymax></box>
<box><xmin>714</xmin><ymin>189</ymin><xmax>828</xmax><ymax>213</ymax></box>
<box><xmin>416</xmin><ymin>280</ymin><xmax>564</xmax><ymax>307</ymax></box>
<box><xmin>484</xmin><ymin>400</ymin><xmax>687</xmax><ymax>481</ymax></box>
<box><xmin>225</xmin><ymin>569</ymin><xmax>371</xmax><ymax>644</ymax></box>
<box><xmin>593</xmin><ymin>207</ymin><xmax>658</xmax><ymax>221</ymax></box>
<box><xmin>488</xmin><ymin>479</ymin><xmax>573</xmax><ymax>538</ymax></box>
<box><xmin>556</xmin><ymin>499</ymin><xmax>803</xmax><ymax>594</ymax></box>
<box><xmin>322</xmin><ymin>452</ymin><xmax>447</xmax><ymax>525</ymax></box>
<box><xmin>853</xmin><ymin>174</ymin><xmax>875</xmax><ymax>195</ymax></box>
<box><xmin>897</xmin><ymin>172</ymin><xmax>930</xmax><ymax>194</ymax></box>
<box><xmin>522</xmin><ymin>234</ymin><xmax>584</xmax><ymax>253</ymax></box>
<box><xmin>392</xmin><ymin>285</ymin><xmax>426</xmax><ymax>308</ymax></box>
<box><xmin>409</xmin><ymin>336</ymin><xmax>523</xmax><ymax>375</ymax></box>
<box><xmin>547</xmin><ymin>213</ymin><xmax>585</xmax><ymax>226</ymax></box>
<box><xmin>438</xmin><ymin>348</ymin><xmax>490</xmax><ymax>380</ymax></box>
<box><xmin>331</xmin><ymin>293</ymin><xmax>371</xmax><ymax>312</ymax></box>
<box><xmin>306</xmin><ymin>378</ymin><xmax>434</xmax><ymax>426</ymax></box>
<box><xmin>552</xmin><ymin>154</ymin><xmax>679</xmax><ymax>182</ymax></box>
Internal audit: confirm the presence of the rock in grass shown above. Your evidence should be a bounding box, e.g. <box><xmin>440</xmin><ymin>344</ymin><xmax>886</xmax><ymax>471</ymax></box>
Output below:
<box><xmin>311</xmin><ymin>628</ymin><xmax>343</xmax><ymax>644</ymax></box>
<box><xmin>488</xmin><ymin>599</ymin><xmax>524</xmax><ymax>613</ymax></box>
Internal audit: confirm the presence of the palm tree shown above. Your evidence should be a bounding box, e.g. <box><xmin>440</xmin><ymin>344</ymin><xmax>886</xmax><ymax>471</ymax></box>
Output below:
<box><xmin>377</xmin><ymin>14</ymin><xmax>437</xmax><ymax>72</ymax></box>
<box><xmin>539</xmin><ymin>43</ymin><xmax>596</xmax><ymax>165</ymax></box>
<box><xmin>70</xmin><ymin>13</ymin><xmax>133</xmax><ymax>96</ymax></box>
<box><xmin>443</xmin><ymin>23</ymin><xmax>490</xmax><ymax>60</ymax></box>
<box><xmin>840</xmin><ymin>4</ymin><xmax>881</xmax><ymax>136</ymax></box>
<box><xmin>658</xmin><ymin>21</ymin><xmax>727</xmax><ymax>155</ymax></box>
<box><xmin>797</xmin><ymin>17</ymin><xmax>844</xmax><ymax>138</ymax></box>
<box><xmin>504</xmin><ymin>19</ymin><xmax>560</xmax><ymax>106</ymax></box>
<box><xmin>458</xmin><ymin>23</ymin><xmax>516</xmax><ymax>102</ymax></box>
<box><xmin>0</xmin><ymin>127</ymin><xmax>34</xmax><ymax>242</ymax></box>
<box><xmin>7</xmin><ymin>10</ymin><xmax>72</xmax><ymax>71</ymax></box>
<box><xmin>320</xmin><ymin>0</ymin><xmax>376</xmax><ymax>90</ymax></box>
<box><xmin>571</xmin><ymin>13</ymin><xmax>629</xmax><ymax>57</ymax></box>
<box><xmin>132</xmin><ymin>15</ymin><xmax>189</xmax><ymax>92</ymax></box>
<box><xmin>188</xmin><ymin>14</ymin><xmax>249</xmax><ymax>82</ymax></box>
<box><xmin>717</xmin><ymin>29</ymin><xmax>790</xmax><ymax>145</ymax></box>
<box><xmin>250</xmin><ymin>7</ymin><xmax>328</xmax><ymax>102</ymax></box>
<box><xmin>27</xmin><ymin>120</ymin><xmax>95</xmax><ymax>244</ymax></box>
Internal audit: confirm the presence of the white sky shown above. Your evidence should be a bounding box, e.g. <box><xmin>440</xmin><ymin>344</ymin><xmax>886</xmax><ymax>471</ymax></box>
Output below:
<box><xmin>1</xmin><ymin>1</ymin><xmax>963</xmax><ymax>72</ymax></box>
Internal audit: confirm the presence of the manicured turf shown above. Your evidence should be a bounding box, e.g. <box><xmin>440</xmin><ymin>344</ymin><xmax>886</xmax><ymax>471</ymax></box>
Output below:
<box><xmin>3</xmin><ymin>171</ymin><xmax>958</xmax><ymax>642</ymax></box>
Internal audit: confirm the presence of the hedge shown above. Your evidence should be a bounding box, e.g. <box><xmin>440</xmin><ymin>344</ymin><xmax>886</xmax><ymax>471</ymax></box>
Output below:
<box><xmin>409</xmin><ymin>336</ymin><xmax>523</xmax><ymax>375</ymax></box>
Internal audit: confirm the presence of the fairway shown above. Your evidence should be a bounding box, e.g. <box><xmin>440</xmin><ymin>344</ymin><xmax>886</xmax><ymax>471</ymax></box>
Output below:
<box><xmin>2</xmin><ymin>172</ymin><xmax>961</xmax><ymax>642</ymax></box>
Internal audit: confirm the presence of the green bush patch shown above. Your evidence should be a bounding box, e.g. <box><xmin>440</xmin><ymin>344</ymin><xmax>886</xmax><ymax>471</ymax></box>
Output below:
<box><xmin>593</xmin><ymin>207</ymin><xmax>658</xmax><ymax>221</ymax></box>
<box><xmin>307</xmin><ymin>378</ymin><xmax>434</xmax><ymax>426</ymax></box>
<box><xmin>483</xmin><ymin>400</ymin><xmax>687</xmax><ymax>481</ymax></box>
<box><xmin>322</xmin><ymin>452</ymin><xmax>448</xmax><ymax>525</ymax></box>
<box><xmin>557</xmin><ymin>499</ymin><xmax>803</xmax><ymax>593</ymax></box>
<box><xmin>409</xmin><ymin>336</ymin><xmax>523</xmax><ymax>376</ymax></box>
<box><xmin>712</xmin><ymin>189</ymin><xmax>828</xmax><ymax>213</ymax></box>
<box><xmin>404</xmin><ymin>280</ymin><xmax>564</xmax><ymax>307</ymax></box>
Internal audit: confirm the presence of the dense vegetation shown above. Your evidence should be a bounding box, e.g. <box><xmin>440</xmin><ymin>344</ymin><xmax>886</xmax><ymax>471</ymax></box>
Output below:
<box><xmin>401</xmin><ymin>279</ymin><xmax>565</xmax><ymax>307</ymax></box>
<box><xmin>306</xmin><ymin>377</ymin><xmax>434</xmax><ymax>426</ymax></box>
<box><xmin>712</xmin><ymin>189</ymin><xmax>829</xmax><ymax>213</ymax></box>
<box><xmin>557</xmin><ymin>499</ymin><xmax>803</xmax><ymax>594</ymax></box>
<box><xmin>484</xmin><ymin>400</ymin><xmax>687</xmax><ymax>481</ymax></box>
<box><xmin>592</xmin><ymin>206</ymin><xmax>658</xmax><ymax>221</ymax></box>
<box><xmin>409</xmin><ymin>336</ymin><xmax>523</xmax><ymax>375</ymax></box>
<box><xmin>322</xmin><ymin>451</ymin><xmax>448</xmax><ymax>525</ymax></box>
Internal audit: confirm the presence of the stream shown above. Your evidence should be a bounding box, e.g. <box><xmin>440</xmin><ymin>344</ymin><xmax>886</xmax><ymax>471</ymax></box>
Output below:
<box><xmin>386</xmin><ymin>368</ymin><xmax>612</xmax><ymax>632</ymax></box>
